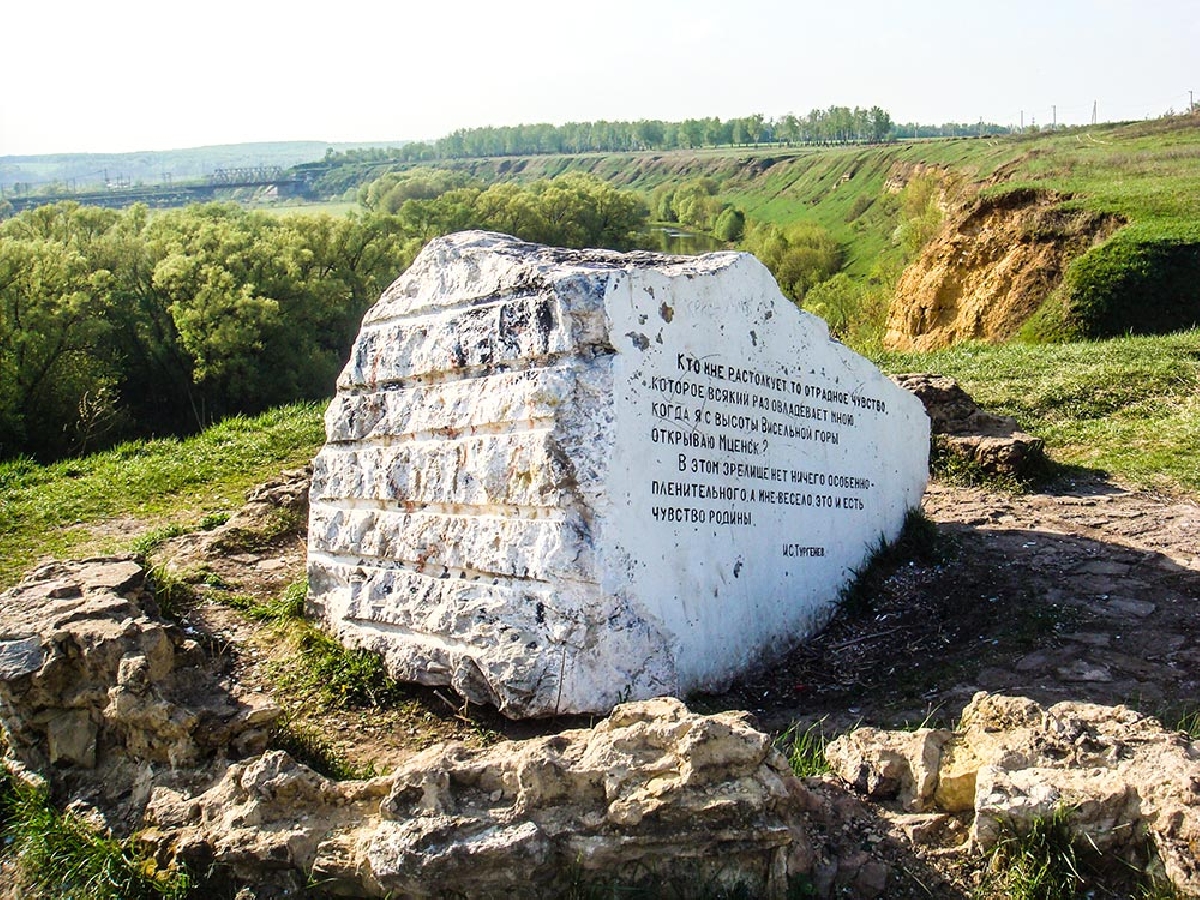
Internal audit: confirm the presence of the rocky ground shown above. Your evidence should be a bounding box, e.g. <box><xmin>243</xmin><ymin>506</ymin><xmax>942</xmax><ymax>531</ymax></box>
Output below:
<box><xmin>169</xmin><ymin>469</ymin><xmax>1199</xmax><ymax>759</ymax></box>
<box><xmin>713</xmin><ymin>473</ymin><xmax>1200</xmax><ymax>736</ymax></box>
<box><xmin>150</xmin><ymin>466</ymin><xmax>1199</xmax><ymax>897</ymax></box>
<box><xmin>3</xmin><ymin>462</ymin><xmax>1196</xmax><ymax>898</ymax></box>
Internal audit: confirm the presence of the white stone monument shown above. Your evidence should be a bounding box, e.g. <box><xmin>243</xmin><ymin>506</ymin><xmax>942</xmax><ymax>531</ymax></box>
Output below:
<box><xmin>308</xmin><ymin>231</ymin><xmax>929</xmax><ymax>717</ymax></box>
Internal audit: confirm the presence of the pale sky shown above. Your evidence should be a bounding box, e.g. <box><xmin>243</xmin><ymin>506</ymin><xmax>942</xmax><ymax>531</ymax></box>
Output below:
<box><xmin>1</xmin><ymin>0</ymin><xmax>1196</xmax><ymax>156</ymax></box>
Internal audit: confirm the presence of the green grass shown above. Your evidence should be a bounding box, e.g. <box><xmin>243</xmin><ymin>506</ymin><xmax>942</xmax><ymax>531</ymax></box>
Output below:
<box><xmin>129</xmin><ymin>524</ymin><xmax>192</xmax><ymax>558</ymax></box>
<box><xmin>977</xmin><ymin>803</ymin><xmax>1182</xmax><ymax>900</ymax></box>
<box><xmin>224</xmin><ymin>577</ymin><xmax>308</xmax><ymax>622</ymax></box>
<box><xmin>216</xmin><ymin>578</ymin><xmax>406</xmax><ymax>711</ymax></box>
<box><xmin>775</xmin><ymin>719</ymin><xmax>833</xmax><ymax>778</ymax></box>
<box><xmin>878</xmin><ymin>330</ymin><xmax>1200</xmax><ymax>493</ymax></box>
<box><xmin>0</xmin><ymin>402</ymin><xmax>325</xmax><ymax>589</ymax></box>
<box><xmin>268</xmin><ymin>720</ymin><xmax>379</xmax><ymax>781</ymax></box>
<box><xmin>0</xmin><ymin>765</ymin><xmax>191</xmax><ymax>899</ymax></box>
<box><xmin>979</xmin><ymin>806</ymin><xmax>1084</xmax><ymax>900</ymax></box>
<box><xmin>1178</xmin><ymin>708</ymin><xmax>1200</xmax><ymax>740</ymax></box>
<box><xmin>277</xmin><ymin>626</ymin><xmax>407</xmax><ymax>709</ymax></box>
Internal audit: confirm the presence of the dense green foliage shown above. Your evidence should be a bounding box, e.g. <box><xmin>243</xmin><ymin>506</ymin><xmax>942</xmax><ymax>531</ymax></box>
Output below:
<box><xmin>979</xmin><ymin>807</ymin><xmax>1085</xmax><ymax>900</ymax></box>
<box><xmin>741</xmin><ymin>222</ymin><xmax>845</xmax><ymax>302</ymax></box>
<box><xmin>0</xmin><ymin>173</ymin><xmax>647</xmax><ymax>460</ymax></box>
<box><xmin>1023</xmin><ymin>221</ymin><xmax>1200</xmax><ymax>340</ymax></box>
<box><xmin>649</xmin><ymin>177</ymin><xmax>745</xmax><ymax>240</ymax></box>
<box><xmin>0</xmin><ymin>202</ymin><xmax>402</xmax><ymax>458</ymax></box>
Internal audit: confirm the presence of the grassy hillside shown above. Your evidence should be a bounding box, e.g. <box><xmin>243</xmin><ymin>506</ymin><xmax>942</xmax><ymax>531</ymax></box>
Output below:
<box><xmin>0</xmin><ymin>404</ymin><xmax>324</xmax><ymax>589</ymax></box>
<box><xmin>376</xmin><ymin>118</ymin><xmax>1200</xmax><ymax>328</ymax></box>
<box><xmin>878</xmin><ymin>329</ymin><xmax>1200</xmax><ymax>493</ymax></box>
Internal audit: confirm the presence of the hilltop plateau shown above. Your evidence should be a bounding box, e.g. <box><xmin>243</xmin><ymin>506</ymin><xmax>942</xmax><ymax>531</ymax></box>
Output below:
<box><xmin>1</xmin><ymin>115</ymin><xmax>1199</xmax><ymax>898</ymax></box>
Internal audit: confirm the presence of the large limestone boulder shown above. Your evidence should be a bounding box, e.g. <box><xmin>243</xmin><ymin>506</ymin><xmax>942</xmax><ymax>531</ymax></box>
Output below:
<box><xmin>308</xmin><ymin>231</ymin><xmax>929</xmax><ymax>716</ymax></box>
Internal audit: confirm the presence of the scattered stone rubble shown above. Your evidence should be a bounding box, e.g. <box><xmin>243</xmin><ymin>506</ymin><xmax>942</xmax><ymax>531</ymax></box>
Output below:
<box><xmin>146</xmin><ymin>697</ymin><xmax>816</xmax><ymax>898</ymax></box>
<box><xmin>170</xmin><ymin>466</ymin><xmax>311</xmax><ymax>561</ymax></box>
<box><xmin>891</xmin><ymin>373</ymin><xmax>1045</xmax><ymax>478</ymax></box>
<box><xmin>827</xmin><ymin>692</ymin><xmax>1200</xmax><ymax>896</ymax></box>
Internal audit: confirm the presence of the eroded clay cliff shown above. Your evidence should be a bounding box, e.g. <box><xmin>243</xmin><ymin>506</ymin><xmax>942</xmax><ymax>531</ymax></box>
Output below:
<box><xmin>885</xmin><ymin>189</ymin><xmax>1123</xmax><ymax>351</ymax></box>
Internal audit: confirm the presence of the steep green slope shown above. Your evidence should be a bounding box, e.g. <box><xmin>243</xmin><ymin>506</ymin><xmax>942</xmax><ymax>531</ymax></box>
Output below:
<box><xmin>362</xmin><ymin>118</ymin><xmax>1200</xmax><ymax>340</ymax></box>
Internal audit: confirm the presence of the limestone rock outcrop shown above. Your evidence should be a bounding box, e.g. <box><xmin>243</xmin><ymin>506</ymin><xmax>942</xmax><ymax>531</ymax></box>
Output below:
<box><xmin>891</xmin><ymin>373</ymin><xmax>1045</xmax><ymax>478</ymax></box>
<box><xmin>827</xmin><ymin>693</ymin><xmax>1200</xmax><ymax>896</ymax></box>
<box><xmin>0</xmin><ymin>558</ymin><xmax>820</xmax><ymax>899</ymax></box>
<box><xmin>146</xmin><ymin>697</ymin><xmax>816</xmax><ymax>898</ymax></box>
<box><xmin>0</xmin><ymin>558</ymin><xmax>279</xmax><ymax>827</ymax></box>
<box><xmin>309</xmin><ymin>230</ymin><xmax>929</xmax><ymax>717</ymax></box>
<box><xmin>168</xmin><ymin>466</ymin><xmax>311</xmax><ymax>562</ymax></box>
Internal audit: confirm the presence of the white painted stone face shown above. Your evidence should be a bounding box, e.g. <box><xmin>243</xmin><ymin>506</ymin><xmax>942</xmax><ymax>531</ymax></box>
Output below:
<box><xmin>308</xmin><ymin>231</ymin><xmax>929</xmax><ymax>717</ymax></box>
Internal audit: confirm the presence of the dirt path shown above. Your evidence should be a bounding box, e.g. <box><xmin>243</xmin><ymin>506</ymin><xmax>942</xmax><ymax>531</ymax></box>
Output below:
<box><xmin>708</xmin><ymin>474</ymin><xmax>1200</xmax><ymax>735</ymax></box>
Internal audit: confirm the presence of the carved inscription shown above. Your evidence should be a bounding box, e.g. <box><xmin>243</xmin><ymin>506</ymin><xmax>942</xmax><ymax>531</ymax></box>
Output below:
<box><xmin>644</xmin><ymin>351</ymin><xmax>890</xmax><ymax>548</ymax></box>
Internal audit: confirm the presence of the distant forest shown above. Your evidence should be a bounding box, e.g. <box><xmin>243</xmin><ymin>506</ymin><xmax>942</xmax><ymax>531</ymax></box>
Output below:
<box><xmin>0</xmin><ymin>174</ymin><xmax>649</xmax><ymax>460</ymax></box>
<box><xmin>321</xmin><ymin>108</ymin><xmax>1014</xmax><ymax>165</ymax></box>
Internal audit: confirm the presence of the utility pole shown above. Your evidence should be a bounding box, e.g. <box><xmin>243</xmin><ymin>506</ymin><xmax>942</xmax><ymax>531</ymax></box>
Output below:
<box><xmin>1092</xmin><ymin>100</ymin><xmax>1097</xmax><ymax>125</ymax></box>
<box><xmin>1052</xmin><ymin>105</ymin><xmax>1057</xmax><ymax>130</ymax></box>
<box><xmin>1020</xmin><ymin>110</ymin><xmax>1024</xmax><ymax>130</ymax></box>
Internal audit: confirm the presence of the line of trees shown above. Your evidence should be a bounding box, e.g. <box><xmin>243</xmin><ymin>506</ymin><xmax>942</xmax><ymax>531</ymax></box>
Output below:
<box><xmin>320</xmin><ymin>108</ymin><xmax>900</xmax><ymax>168</ymax></box>
<box><xmin>309</xmin><ymin>111</ymin><xmax>1029</xmax><ymax>177</ymax></box>
<box><xmin>0</xmin><ymin>174</ymin><xmax>649</xmax><ymax>460</ymax></box>
<box><xmin>892</xmin><ymin>121</ymin><xmax>1014</xmax><ymax>139</ymax></box>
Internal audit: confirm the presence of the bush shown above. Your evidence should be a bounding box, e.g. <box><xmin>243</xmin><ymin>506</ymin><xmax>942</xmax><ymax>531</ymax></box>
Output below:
<box><xmin>803</xmin><ymin>272</ymin><xmax>889</xmax><ymax>349</ymax></box>
<box><xmin>1047</xmin><ymin>222</ymin><xmax>1200</xmax><ymax>340</ymax></box>
<box><xmin>713</xmin><ymin>206</ymin><xmax>746</xmax><ymax>242</ymax></box>
<box><xmin>893</xmin><ymin>174</ymin><xmax>943</xmax><ymax>258</ymax></box>
<box><xmin>742</xmin><ymin>221</ymin><xmax>844</xmax><ymax>302</ymax></box>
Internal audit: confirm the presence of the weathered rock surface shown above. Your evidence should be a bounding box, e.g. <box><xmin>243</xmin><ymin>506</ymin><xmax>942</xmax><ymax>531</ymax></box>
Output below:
<box><xmin>146</xmin><ymin>697</ymin><xmax>816</xmax><ymax>898</ymax></box>
<box><xmin>828</xmin><ymin>693</ymin><xmax>1200</xmax><ymax>896</ymax></box>
<box><xmin>891</xmin><ymin>373</ymin><xmax>1045</xmax><ymax>477</ymax></box>
<box><xmin>309</xmin><ymin>230</ymin><xmax>929</xmax><ymax>717</ymax></box>
<box><xmin>169</xmin><ymin>466</ymin><xmax>311</xmax><ymax>563</ymax></box>
<box><xmin>0</xmin><ymin>557</ymin><xmax>823</xmax><ymax>899</ymax></box>
<box><xmin>885</xmin><ymin>188</ymin><xmax>1122</xmax><ymax>351</ymax></box>
<box><xmin>0</xmin><ymin>558</ymin><xmax>279</xmax><ymax>826</ymax></box>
